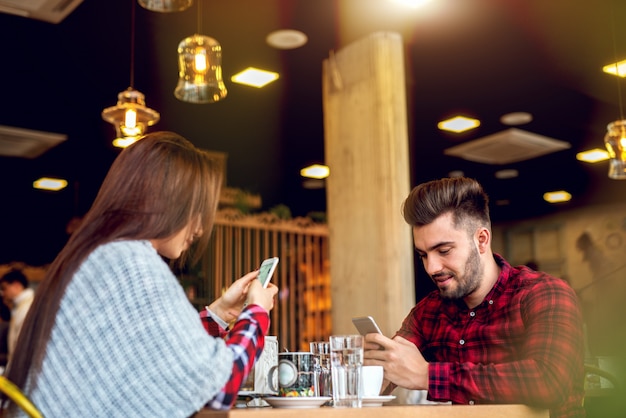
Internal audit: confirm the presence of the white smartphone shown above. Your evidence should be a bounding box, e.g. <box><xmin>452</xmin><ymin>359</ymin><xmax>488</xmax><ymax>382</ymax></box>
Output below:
<box><xmin>352</xmin><ymin>316</ymin><xmax>383</xmax><ymax>335</ymax></box>
<box><xmin>257</xmin><ymin>257</ymin><xmax>279</xmax><ymax>288</ymax></box>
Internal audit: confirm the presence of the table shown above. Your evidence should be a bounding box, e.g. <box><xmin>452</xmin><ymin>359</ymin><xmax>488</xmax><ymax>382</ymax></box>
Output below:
<box><xmin>195</xmin><ymin>404</ymin><xmax>549</xmax><ymax>418</ymax></box>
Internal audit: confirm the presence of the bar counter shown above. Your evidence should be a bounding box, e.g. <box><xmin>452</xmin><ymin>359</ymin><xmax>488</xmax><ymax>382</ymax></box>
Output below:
<box><xmin>195</xmin><ymin>404</ymin><xmax>548</xmax><ymax>418</ymax></box>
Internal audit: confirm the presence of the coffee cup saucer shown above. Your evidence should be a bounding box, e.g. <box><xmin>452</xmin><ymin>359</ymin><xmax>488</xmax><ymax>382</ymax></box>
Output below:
<box><xmin>362</xmin><ymin>395</ymin><xmax>396</xmax><ymax>407</ymax></box>
<box><xmin>262</xmin><ymin>396</ymin><xmax>332</xmax><ymax>409</ymax></box>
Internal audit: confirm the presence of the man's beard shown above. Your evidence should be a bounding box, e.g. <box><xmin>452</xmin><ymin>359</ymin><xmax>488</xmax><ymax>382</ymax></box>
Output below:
<box><xmin>437</xmin><ymin>245</ymin><xmax>483</xmax><ymax>300</ymax></box>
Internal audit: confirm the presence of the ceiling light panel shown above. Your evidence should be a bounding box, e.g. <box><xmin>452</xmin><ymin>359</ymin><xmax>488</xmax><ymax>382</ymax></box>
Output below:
<box><xmin>543</xmin><ymin>190</ymin><xmax>571</xmax><ymax>203</ymax></box>
<box><xmin>438</xmin><ymin>116</ymin><xmax>480</xmax><ymax>133</ymax></box>
<box><xmin>231</xmin><ymin>67</ymin><xmax>279</xmax><ymax>88</ymax></box>
<box><xmin>603</xmin><ymin>60</ymin><xmax>626</xmax><ymax>77</ymax></box>
<box><xmin>576</xmin><ymin>148</ymin><xmax>610</xmax><ymax>163</ymax></box>
<box><xmin>33</xmin><ymin>177</ymin><xmax>68</xmax><ymax>191</ymax></box>
<box><xmin>301</xmin><ymin>164</ymin><xmax>330</xmax><ymax>179</ymax></box>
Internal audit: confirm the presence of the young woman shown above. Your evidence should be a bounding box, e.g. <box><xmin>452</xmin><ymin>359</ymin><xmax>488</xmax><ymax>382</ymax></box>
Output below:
<box><xmin>4</xmin><ymin>131</ymin><xmax>278</xmax><ymax>417</ymax></box>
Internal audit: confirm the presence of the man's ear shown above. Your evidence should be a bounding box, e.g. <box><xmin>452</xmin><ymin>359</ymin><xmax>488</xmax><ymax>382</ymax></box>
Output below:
<box><xmin>476</xmin><ymin>227</ymin><xmax>490</xmax><ymax>253</ymax></box>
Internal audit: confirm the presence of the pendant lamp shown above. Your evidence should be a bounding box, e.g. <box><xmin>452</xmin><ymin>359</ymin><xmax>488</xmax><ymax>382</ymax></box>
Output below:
<box><xmin>102</xmin><ymin>0</ymin><xmax>160</xmax><ymax>148</ymax></box>
<box><xmin>603</xmin><ymin>6</ymin><xmax>626</xmax><ymax>179</ymax></box>
<box><xmin>137</xmin><ymin>0</ymin><xmax>192</xmax><ymax>13</ymax></box>
<box><xmin>174</xmin><ymin>0</ymin><xmax>227</xmax><ymax>103</ymax></box>
<box><xmin>102</xmin><ymin>88</ymin><xmax>160</xmax><ymax>148</ymax></box>
<box><xmin>175</xmin><ymin>34</ymin><xmax>227</xmax><ymax>103</ymax></box>
<box><xmin>604</xmin><ymin>120</ymin><xmax>626</xmax><ymax>179</ymax></box>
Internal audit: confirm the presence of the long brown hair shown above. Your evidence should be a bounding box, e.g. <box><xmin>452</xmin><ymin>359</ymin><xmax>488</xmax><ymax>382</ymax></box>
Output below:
<box><xmin>5</xmin><ymin>131</ymin><xmax>223</xmax><ymax>394</ymax></box>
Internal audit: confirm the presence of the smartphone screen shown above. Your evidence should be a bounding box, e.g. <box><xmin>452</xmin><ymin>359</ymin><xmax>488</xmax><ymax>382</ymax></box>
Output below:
<box><xmin>352</xmin><ymin>316</ymin><xmax>383</xmax><ymax>335</ymax></box>
<box><xmin>257</xmin><ymin>257</ymin><xmax>279</xmax><ymax>288</ymax></box>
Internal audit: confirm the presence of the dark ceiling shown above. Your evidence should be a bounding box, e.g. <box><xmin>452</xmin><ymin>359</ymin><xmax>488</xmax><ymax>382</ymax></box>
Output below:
<box><xmin>1</xmin><ymin>0</ymin><xmax>626</xmax><ymax>266</ymax></box>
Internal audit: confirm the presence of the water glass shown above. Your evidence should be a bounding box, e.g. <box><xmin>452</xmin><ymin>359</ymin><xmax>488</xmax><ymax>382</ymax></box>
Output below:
<box><xmin>310</xmin><ymin>341</ymin><xmax>332</xmax><ymax>398</ymax></box>
<box><xmin>329</xmin><ymin>335</ymin><xmax>363</xmax><ymax>408</ymax></box>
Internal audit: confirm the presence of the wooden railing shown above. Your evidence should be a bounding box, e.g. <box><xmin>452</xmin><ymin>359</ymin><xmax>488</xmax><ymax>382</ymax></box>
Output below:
<box><xmin>190</xmin><ymin>209</ymin><xmax>331</xmax><ymax>351</ymax></box>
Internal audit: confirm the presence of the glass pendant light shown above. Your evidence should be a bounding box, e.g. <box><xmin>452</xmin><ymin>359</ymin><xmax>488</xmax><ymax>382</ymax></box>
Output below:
<box><xmin>137</xmin><ymin>0</ymin><xmax>192</xmax><ymax>13</ymax></box>
<box><xmin>175</xmin><ymin>34</ymin><xmax>227</xmax><ymax>103</ymax></box>
<box><xmin>102</xmin><ymin>88</ymin><xmax>160</xmax><ymax>148</ymax></box>
<box><xmin>102</xmin><ymin>0</ymin><xmax>160</xmax><ymax>148</ymax></box>
<box><xmin>174</xmin><ymin>0</ymin><xmax>226</xmax><ymax>104</ymax></box>
<box><xmin>604</xmin><ymin>120</ymin><xmax>626</xmax><ymax>179</ymax></box>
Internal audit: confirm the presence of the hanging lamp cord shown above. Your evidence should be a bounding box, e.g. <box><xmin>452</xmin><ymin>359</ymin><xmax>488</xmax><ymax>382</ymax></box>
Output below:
<box><xmin>197</xmin><ymin>0</ymin><xmax>202</xmax><ymax>34</ymax></box>
<box><xmin>610</xmin><ymin>0</ymin><xmax>624</xmax><ymax>121</ymax></box>
<box><xmin>129</xmin><ymin>0</ymin><xmax>136</xmax><ymax>88</ymax></box>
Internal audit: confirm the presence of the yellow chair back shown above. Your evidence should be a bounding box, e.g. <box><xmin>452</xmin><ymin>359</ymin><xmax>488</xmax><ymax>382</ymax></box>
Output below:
<box><xmin>0</xmin><ymin>375</ymin><xmax>43</xmax><ymax>418</ymax></box>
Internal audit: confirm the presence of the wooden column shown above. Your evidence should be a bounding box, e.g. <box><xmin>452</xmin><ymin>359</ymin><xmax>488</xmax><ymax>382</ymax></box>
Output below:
<box><xmin>322</xmin><ymin>32</ymin><xmax>415</xmax><ymax>335</ymax></box>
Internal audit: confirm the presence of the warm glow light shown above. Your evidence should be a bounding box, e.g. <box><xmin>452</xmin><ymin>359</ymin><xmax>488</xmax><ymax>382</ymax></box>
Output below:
<box><xmin>543</xmin><ymin>190</ymin><xmax>572</xmax><ymax>203</ymax></box>
<box><xmin>112</xmin><ymin>136</ymin><xmax>141</xmax><ymax>148</ymax></box>
<box><xmin>576</xmin><ymin>148</ymin><xmax>610</xmax><ymax>163</ymax></box>
<box><xmin>124</xmin><ymin>108</ymin><xmax>137</xmax><ymax>128</ymax></box>
<box><xmin>33</xmin><ymin>177</ymin><xmax>68</xmax><ymax>191</ymax></box>
<box><xmin>387</xmin><ymin>0</ymin><xmax>433</xmax><ymax>8</ymax></box>
<box><xmin>194</xmin><ymin>50</ymin><xmax>207</xmax><ymax>72</ymax></box>
<box><xmin>300</xmin><ymin>164</ymin><xmax>330</xmax><ymax>179</ymax></box>
<box><xmin>437</xmin><ymin>116</ymin><xmax>481</xmax><ymax>133</ymax></box>
<box><xmin>603</xmin><ymin>60</ymin><xmax>626</xmax><ymax>77</ymax></box>
<box><xmin>231</xmin><ymin>67</ymin><xmax>279</xmax><ymax>88</ymax></box>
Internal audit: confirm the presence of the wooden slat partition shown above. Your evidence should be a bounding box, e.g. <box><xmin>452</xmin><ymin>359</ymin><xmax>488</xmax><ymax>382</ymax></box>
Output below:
<box><xmin>200</xmin><ymin>210</ymin><xmax>330</xmax><ymax>351</ymax></box>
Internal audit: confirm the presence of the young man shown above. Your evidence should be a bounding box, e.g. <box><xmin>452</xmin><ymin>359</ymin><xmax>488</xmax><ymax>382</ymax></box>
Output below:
<box><xmin>363</xmin><ymin>177</ymin><xmax>585</xmax><ymax>418</ymax></box>
<box><xmin>0</xmin><ymin>268</ymin><xmax>35</xmax><ymax>361</ymax></box>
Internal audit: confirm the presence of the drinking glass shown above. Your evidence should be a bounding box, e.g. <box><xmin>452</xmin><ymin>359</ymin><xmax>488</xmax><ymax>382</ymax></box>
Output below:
<box><xmin>329</xmin><ymin>335</ymin><xmax>363</xmax><ymax>407</ymax></box>
<box><xmin>310</xmin><ymin>341</ymin><xmax>332</xmax><ymax>398</ymax></box>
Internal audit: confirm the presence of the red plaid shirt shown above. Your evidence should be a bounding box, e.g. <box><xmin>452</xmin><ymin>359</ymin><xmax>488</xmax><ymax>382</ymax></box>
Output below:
<box><xmin>200</xmin><ymin>304</ymin><xmax>270</xmax><ymax>409</ymax></box>
<box><xmin>396</xmin><ymin>254</ymin><xmax>585</xmax><ymax>418</ymax></box>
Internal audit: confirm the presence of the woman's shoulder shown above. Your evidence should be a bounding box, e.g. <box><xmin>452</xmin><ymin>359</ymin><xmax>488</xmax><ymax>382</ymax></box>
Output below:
<box><xmin>95</xmin><ymin>239</ymin><xmax>155</xmax><ymax>256</ymax></box>
<box><xmin>78</xmin><ymin>240</ymin><xmax>165</xmax><ymax>279</ymax></box>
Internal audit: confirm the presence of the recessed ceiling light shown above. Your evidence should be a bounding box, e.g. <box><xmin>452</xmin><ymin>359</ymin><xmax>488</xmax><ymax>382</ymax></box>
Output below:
<box><xmin>494</xmin><ymin>169</ymin><xmax>519</xmax><ymax>179</ymax></box>
<box><xmin>576</xmin><ymin>148</ymin><xmax>610</xmax><ymax>163</ymax></box>
<box><xmin>437</xmin><ymin>116</ymin><xmax>480</xmax><ymax>133</ymax></box>
<box><xmin>500</xmin><ymin>112</ymin><xmax>533</xmax><ymax>126</ymax></box>
<box><xmin>603</xmin><ymin>59</ymin><xmax>626</xmax><ymax>77</ymax></box>
<box><xmin>266</xmin><ymin>29</ymin><xmax>308</xmax><ymax>49</ymax></box>
<box><xmin>33</xmin><ymin>177</ymin><xmax>68</xmax><ymax>191</ymax></box>
<box><xmin>231</xmin><ymin>67</ymin><xmax>279</xmax><ymax>88</ymax></box>
<box><xmin>301</xmin><ymin>164</ymin><xmax>330</xmax><ymax>179</ymax></box>
<box><xmin>543</xmin><ymin>190</ymin><xmax>571</xmax><ymax>203</ymax></box>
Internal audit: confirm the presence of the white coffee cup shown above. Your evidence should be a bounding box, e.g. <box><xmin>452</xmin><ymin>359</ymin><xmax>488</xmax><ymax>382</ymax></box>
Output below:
<box><xmin>361</xmin><ymin>365</ymin><xmax>384</xmax><ymax>397</ymax></box>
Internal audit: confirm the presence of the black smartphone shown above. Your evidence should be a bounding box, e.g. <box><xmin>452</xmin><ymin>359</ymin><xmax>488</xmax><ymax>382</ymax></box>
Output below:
<box><xmin>257</xmin><ymin>257</ymin><xmax>279</xmax><ymax>288</ymax></box>
<box><xmin>352</xmin><ymin>316</ymin><xmax>383</xmax><ymax>335</ymax></box>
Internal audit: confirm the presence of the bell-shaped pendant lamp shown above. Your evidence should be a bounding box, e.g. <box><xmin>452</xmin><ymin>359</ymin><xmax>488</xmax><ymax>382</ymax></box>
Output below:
<box><xmin>102</xmin><ymin>88</ymin><xmax>160</xmax><ymax>148</ymax></box>
<box><xmin>137</xmin><ymin>0</ymin><xmax>192</xmax><ymax>12</ymax></box>
<box><xmin>604</xmin><ymin>120</ymin><xmax>626</xmax><ymax>179</ymax></box>
<box><xmin>174</xmin><ymin>34</ymin><xmax>227</xmax><ymax>104</ymax></box>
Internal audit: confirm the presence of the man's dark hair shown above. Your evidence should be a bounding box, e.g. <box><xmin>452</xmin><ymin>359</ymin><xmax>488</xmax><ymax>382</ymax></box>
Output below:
<box><xmin>0</xmin><ymin>269</ymin><xmax>28</xmax><ymax>289</ymax></box>
<box><xmin>402</xmin><ymin>177</ymin><xmax>491</xmax><ymax>230</ymax></box>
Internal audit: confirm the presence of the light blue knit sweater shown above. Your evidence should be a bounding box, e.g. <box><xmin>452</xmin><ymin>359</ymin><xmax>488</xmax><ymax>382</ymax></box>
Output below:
<box><xmin>21</xmin><ymin>240</ymin><xmax>233</xmax><ymax>417</ymax></box>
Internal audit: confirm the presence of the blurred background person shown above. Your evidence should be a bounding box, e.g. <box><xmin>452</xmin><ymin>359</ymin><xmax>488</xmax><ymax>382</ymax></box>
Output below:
<box><xmin>0</xmin><ymin>268</ymin><xmax>34</xmax><ymax>362</ymax></box>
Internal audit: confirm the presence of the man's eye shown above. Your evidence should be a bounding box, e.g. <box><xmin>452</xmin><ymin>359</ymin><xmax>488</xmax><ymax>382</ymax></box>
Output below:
<box><xmin>439</xmin><ymin>248</ymin><xmax>451</xmax><ymax>255</ymax></box>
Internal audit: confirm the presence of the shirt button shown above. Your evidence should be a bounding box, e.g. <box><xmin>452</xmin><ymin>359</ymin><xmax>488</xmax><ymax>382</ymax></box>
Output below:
<box><xmin>469</xmin><ymin>311</ymin><xmax>476</xmax><ymax>317</ymax></box>
<box><xmin>459</xmin><ymin>339</ymin><xmax>465</xmax><ymax>345</ymax></box>
<box><xmin>488</xmin><ymin>300</ymin><xmax>494</xmax><ymax>305</ymax></box>
<box><xmin>469</xmin><ymin>400</ymin><xmax>475</xmax><ymax>405</ymax></box>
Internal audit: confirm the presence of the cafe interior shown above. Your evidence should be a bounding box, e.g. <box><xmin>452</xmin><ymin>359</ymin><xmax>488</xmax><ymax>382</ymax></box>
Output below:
<box><xmin>0</xmin><ymin>0</ymin><xmax>625</xmax><ymax>415</ymax></box>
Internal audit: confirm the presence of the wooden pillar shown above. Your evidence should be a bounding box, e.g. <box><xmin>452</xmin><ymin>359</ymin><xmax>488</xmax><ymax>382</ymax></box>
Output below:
<box><xmin>322</xmin><ymin>32</ymin><xmax>415</xmax><ymax>335</ymax></box>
